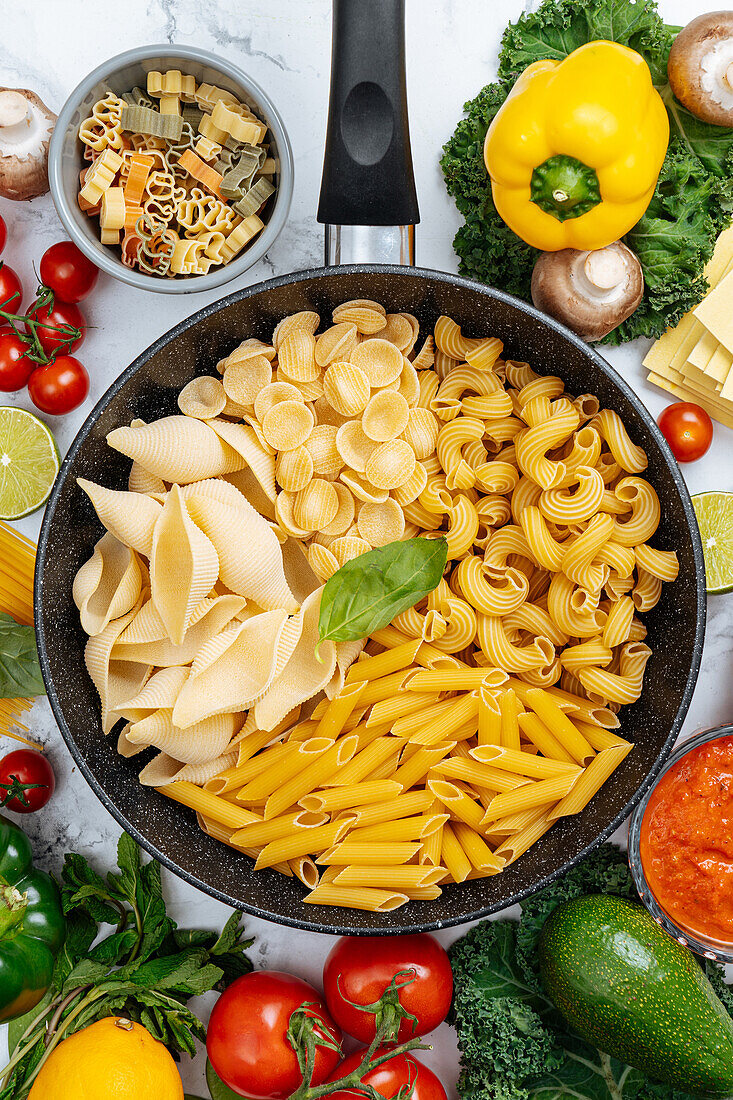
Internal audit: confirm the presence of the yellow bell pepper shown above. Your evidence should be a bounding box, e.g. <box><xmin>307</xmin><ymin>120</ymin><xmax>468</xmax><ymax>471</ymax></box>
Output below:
<box><xmin>484</xmin><ymin>41</ymin><xmax>669</xmax><ymax>252</ymax></box>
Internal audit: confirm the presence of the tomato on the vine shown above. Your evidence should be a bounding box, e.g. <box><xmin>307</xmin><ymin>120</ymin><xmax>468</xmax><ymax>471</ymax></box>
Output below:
<box><xmin>28</xmin><ymin>356</ymin><xmax>89</xmax><ymax>414</ymax></box>
<box><xmin>0</xmin><ymin>749</ymin><xmax>55</xmax><ymax>813</ymax></box>
<box><xmin>207</xmin><ymin>971</ymin><xmax>342</xmax><ymax>1099</ymax></box>
<box><xmin>0</xmin><ymin>333</ymin><xmax>34</xmax><ymax>392</ymax></box>
<box><xmin>323</xmin><ymin>935</ymin><xmax>453</xmax><ymax>1043</ymax></box>
<box><xmin>40</xmin><ymin>241</ymin><xmax>98</xmax><ymax>303</ymax></box>
<box><xmin>0</xmin><ymin>263</ymin><xmax>22</xmax><ymax>313</ymax></box>
<box><xmin>25</xmin><ymin>297</ymin><xmax>85</xmax><ymax>356</ymax></box>
<box><xmin>0</xmin><ymin>215</ymin><xmax>6</xmax><ymax>257</ymax></box>
<box><xmin>327</xmin><ymin>1050</ymin><xmax>447</xmax><ymax>1100</ymax></box>
<box><xmin>657</xmin><ymin>402</ymin><xmax>713</xmax><ymax>463</ymax></box>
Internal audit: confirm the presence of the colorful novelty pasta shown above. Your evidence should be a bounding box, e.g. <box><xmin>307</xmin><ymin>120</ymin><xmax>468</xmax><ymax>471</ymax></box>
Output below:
<box><xmin>77</xmin><ymin>72</ymin><xmax>276</xmax><ymax>277</ymax></box>
<box><xmin>72</xmin><ymin>305</ymin><xmax>678</xmax><ymax>910</ymax></box>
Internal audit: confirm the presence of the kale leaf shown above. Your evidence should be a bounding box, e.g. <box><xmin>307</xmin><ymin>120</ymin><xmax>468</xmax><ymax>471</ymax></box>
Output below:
<box><xmin>440</xmin><ymin>0</ymin><xmax>733</xmax><ymax>345</ymax></box>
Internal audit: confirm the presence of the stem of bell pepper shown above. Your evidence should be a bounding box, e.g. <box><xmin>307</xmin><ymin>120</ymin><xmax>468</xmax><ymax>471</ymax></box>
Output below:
<box><xmin>0</xmin><ymin>884</ymin><xmax>27</xmax><ymax>937</ymax></box>
<box><xmin>530</xmin><ymin>154</ymin><xmax>602</xmax><ymax>222</ymax></box>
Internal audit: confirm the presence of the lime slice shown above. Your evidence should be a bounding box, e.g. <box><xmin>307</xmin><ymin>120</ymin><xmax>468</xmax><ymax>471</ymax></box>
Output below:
<box><xmin>0</xmin><ymin>407</ymin><xmax>60</xmax><ymax>519</ymax></box>
<box><xmin>692</xmin><ymin>490</ymin><xmax>733</xmax><ymax>594</ymax></box>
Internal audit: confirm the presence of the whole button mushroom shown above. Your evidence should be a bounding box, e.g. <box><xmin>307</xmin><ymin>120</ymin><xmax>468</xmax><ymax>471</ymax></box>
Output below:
<box><xmin>531</xmin><ymin>241</ymin><xmax>644</xmax><ymax>342</ymax></box>
<box><xmin>0</xmin><ymin>87</ymin><xmax>57</xmax><ymax>200</ymax></box>
<box><xmin>668</xmin><ymin>12</ymin><xmax>733</xmax><ymax>127</ymax></box>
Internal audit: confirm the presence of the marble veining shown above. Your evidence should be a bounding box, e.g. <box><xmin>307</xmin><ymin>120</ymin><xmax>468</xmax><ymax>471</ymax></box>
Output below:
<box><xmin>2</xmin><ymin>0</ymin><xmax>731</xmax><ymax>1091</ymax></box>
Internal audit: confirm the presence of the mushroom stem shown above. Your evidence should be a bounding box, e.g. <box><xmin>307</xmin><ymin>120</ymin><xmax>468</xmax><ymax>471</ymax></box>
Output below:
<box><xmin>725</xmin><ymin>61</ymin><xmax>733</xmax><ymax>91</ymax></box>
<box><xmin>0</xmin><ymin>91</ymin><xmax>30</xmax><ymax>135</ymax></box>
<box><xmin>583</xmin><ymin>248</ymin><xmax>628</xmax><ymax>292</ymax></box>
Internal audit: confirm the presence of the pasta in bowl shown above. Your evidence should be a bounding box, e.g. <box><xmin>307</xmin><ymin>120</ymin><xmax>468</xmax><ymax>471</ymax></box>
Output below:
<box><xmin>36</xmin><ymin>268</ymin><xmax>704</xmax><ymax>933</ymax></box>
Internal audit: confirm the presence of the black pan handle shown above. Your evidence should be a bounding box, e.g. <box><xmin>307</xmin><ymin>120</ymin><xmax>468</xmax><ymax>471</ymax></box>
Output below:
<box><xmin>317</xmin><ymin>0</ymin><xmax>420</xmax><ymax>229</ymax></box>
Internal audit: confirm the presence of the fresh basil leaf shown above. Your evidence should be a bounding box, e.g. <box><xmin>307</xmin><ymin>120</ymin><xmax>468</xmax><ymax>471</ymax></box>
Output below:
<box><xmin>0</xmin><ymin>612</ymin><xmax>45</xmax><ymax>699</ymax></box>
<box><xmin>319</xmin><ymin>537</ymin><xmax>448</xmax><ymax>643</ymax></box>
<box><xmin>207</xmin><ymin>1060</ymin><xmax>243</xmax><ymax>1100</ymax></box>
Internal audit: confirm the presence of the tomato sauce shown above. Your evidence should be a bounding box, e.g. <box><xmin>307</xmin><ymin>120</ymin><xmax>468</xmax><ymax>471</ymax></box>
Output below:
<box><xmin>639</xmin><ymin>734</ymin><xmax>733</xmax><ymax>942</ymax></box>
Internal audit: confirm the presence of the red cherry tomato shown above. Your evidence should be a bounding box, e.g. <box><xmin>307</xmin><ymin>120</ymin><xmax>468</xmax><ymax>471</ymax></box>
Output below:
<box><xmin>207</xmin><ymin>971</ymin><xmax>342</xmax><ymax>1099</ymax></box>
<box><xmin>327</xmin><ymin>1049</ymin><xmax>447</xmax><ymax>1100</ymax></box>
<box><xmin>0</xmin><ymin>263</ymin><xmax>22</xmax><ymax>313</ymax></box>
<box><xmin>40</xmin><ymin>241</ymin><xmax>99</xmax><ymax>303</ymax></box>
<box><xmin>323</xmin><ymin>935</ymin><xmax>453</xmax><ymax>1043</ymax></box>
<box><xmin>28</xmin><ymin>356</ymin><xmax>89</xmax><ymax>415</ymax></box>
<box><xmin>0</xmin><ymin>333</ymin><xmax>34</xmax><ymax>392</ymax></box>
<box><xmin>0</xmin><ymin>750</ymin><xmax>55</xmax><ymax>813</ymax></box>
<box><xmin>657</xmin><ymin>402</ymin><xmax>713</xmax><ymax>462</ymax></box>
<box><xmin>0</xmin><ymin>215</ymin><xmax>6</xmax><ymax>257</ymax></box>
<box><xmin>25</xmin><ymin>297</ymin><xmax>85</xmax><ymax>356</ymax></box>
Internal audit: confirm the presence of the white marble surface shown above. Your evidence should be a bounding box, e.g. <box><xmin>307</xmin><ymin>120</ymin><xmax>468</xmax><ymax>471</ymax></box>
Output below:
<box><xmin>1</xmin><ymin>0</ymin><xmax>731</xmax><ymax>1093</ymax></box>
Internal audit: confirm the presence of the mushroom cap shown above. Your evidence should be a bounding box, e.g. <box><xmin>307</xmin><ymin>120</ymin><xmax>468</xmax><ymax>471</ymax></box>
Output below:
<box><xmin>531</xmin><ymin>242</ymin><xmax>644</xmax><ymax>343</ymax></box>
<box><xmin>668</xmin><ymin>12</ymin><xmax>733</xmax><ymax>127</ymax></box>
<box><xmin>0</xmin><ymin>87</ymin><xmax>57</xmax><ymax>201</ymax></box>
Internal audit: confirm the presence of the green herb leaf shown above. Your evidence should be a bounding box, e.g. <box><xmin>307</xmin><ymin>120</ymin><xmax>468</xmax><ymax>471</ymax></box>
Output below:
<box><xmin>319</xmin><ymin>537</ymin><xmax>448</xmax><ymax>643</ymax></box>
<box><xmin>0</xmin><ymin>612</ymin><xmax>45</xmax><ymax>699</ymax></box>
<box><xmin>2</xmin><ymin>834</ymin><xmax>252</xmax><ymax>1097</ymax></box>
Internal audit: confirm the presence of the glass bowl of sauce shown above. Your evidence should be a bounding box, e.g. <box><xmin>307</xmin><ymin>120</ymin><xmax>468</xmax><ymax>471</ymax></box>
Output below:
<box><xmin>628</xmin><ymin>725</ymin><xmax>733</xmax><ymax>963</ymax></box>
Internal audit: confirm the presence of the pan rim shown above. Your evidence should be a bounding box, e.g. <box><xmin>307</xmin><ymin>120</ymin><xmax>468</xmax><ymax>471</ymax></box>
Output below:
<box><xmin>35</xmin><ymin>264</ymin><xmax>706</xmax><ymax>935</ymax></box>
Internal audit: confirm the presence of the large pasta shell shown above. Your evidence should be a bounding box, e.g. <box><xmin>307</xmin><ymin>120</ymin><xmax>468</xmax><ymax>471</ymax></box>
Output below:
<box><xmin>107</xmin><ymin>416</ymin><xmax>245</xmax><ymax>483</ymax></box>
<box><xmin>114</xmin><ymin>665</ymin><xmax>190</xmax><ymax>722</ymax></box>
<box><xmin>254</xmin><ymin>588</ymin><xmax>337</xmax><ymax>732</ymax></box>
<box><xmin>185</xmin><ymin>491</ymin><xmax>298</xmax><ymax>612</ymax></box>
<box><xmin>112</xmin><ymin>594</ymin><xmax>245</xmax><ymax>666</ymax></box>
<box><xmin>208</xmin><ymin>419</ymin><xmax>277</xmax><ymax>501</ymax></box>
<box><xmin>78</xmin><ymin>479</ymin><xmax>162</xmax><ymax>557</ymax></box>
<box><xmin>150</xmin><ymin>484</ymin><xmax>220</xmax><ymax>645</ymax></box>
<box><xmin>126</xmin><ymin>708</ymin><xmax>236</xmax><ymax>765</ymax></box>
<box><xmin>73</xmin><ymin>532</ymin><xmax>143</xmax><ymax>636</ymax></box>
<box><xmin>172</xmin><ymin>609</ymin><xmax>290</xmax><ymax>727</ymax></box>
<box><xmin>138</xmin><ymin>749</ymin><xmax>238</xmax><ymax>787</ymax></box>
<box><xmin>85</xmin><ymin>598</ymin><xmax>151</xmax><ymax>733</ymax></box>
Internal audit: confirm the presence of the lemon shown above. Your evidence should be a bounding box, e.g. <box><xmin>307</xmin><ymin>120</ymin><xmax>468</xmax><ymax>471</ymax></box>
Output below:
<box><xmin>0</xmin><ymin>407</ymin><xmax>59</xmax><ymax>519</ymax></box>
<box><xmin>692</xmin><ymin>490</ymin><xmax>733</xmax><ymax>594</ymax></box>
<box><xmin>28</xmin><ymin>1016</ymin><xmax>184</xmax><ymax>1100</ymax></box>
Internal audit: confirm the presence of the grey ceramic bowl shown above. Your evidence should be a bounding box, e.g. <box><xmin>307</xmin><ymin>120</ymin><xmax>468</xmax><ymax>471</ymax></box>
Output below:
<box><xmin>48</xmin><ymin>44</ymin><xmax>293</xmax><ymax>294</ymax></box>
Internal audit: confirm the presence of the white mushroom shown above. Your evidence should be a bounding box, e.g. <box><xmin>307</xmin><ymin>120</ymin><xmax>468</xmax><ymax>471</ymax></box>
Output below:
<box><xmin>668</xmin><ymin>13</ymin><xmax>733</xmax><ymax>127</ymax></box>
<box><xmin>0</xmin><ymin>87</ymin><xmax>56</xmax><ymax>201</ymax></box>
<box><xmin>531</xmin><ymin>242</ymin><xmax>644</xmax><ymax>342</ymax></box>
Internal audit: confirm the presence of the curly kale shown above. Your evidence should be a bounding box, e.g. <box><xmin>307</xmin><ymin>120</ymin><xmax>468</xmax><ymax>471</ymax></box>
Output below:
<box><xmin>450</xmin><ymin>922</ymin><xmax>564</xmax><ymax>1100</ymax></box>
<box><xmin>448</xmin><ymin>843</ymin><xmax>731</xmax><ymax>1100</ymax></box>
<box><xmin>440</xmin><ymin>0</ymin><xmax>733</xmax><ymax>344</ymax></box>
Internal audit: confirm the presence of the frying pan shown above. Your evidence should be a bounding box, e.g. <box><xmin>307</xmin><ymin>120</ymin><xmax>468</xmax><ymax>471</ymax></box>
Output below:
<box><xmin>35</xmin><ymin>0</ymin><xmax>705</xmax><ymax>934</ymax></box>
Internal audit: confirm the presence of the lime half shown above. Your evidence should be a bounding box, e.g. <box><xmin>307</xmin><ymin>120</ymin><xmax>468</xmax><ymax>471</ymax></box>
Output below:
<box><xmin>0</xmin><ymin>407</ymin><xmax>60</xmax><ymax>519</ymax></box>
<box><xmin>692</xmin><ymin>490</ymin><xmax>733</xmax><ymax>594</ymax></box>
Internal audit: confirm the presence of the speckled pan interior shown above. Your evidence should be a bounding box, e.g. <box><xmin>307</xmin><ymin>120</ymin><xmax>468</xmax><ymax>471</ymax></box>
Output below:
<box><xmin>35</xmin><ymin>266</ymin><xmax>706</xmax><ymax>935</ymax></box>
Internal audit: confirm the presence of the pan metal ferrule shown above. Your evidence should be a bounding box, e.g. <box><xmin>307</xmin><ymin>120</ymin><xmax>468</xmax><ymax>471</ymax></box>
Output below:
<box><xmin>324</xmin><ymin>224</ymin><xmax>415</xmax><ymax>266</ymax></box>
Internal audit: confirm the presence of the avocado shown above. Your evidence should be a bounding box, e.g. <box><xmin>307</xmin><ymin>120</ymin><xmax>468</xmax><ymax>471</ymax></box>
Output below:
<box><xmin>539</xmin><ymin>894</ymin><xmax>733</xmax><ymax>1098</ymax></box>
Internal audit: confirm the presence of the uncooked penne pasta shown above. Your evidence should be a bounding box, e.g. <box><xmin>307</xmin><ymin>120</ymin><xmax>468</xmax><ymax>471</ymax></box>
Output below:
<box><xmin>317</xmin><ymin>842</ymin><xmax>421</xmax><ymax>866</ymax></box>
<box><xmin>304</xmin><ymin>884</ymin><xmax>408</xmax><ymax>911</ymax></box>
<box><xmin>299</xmin><ymin>780</ymin><xmax>401</xmax><ymax>813</ymax></box>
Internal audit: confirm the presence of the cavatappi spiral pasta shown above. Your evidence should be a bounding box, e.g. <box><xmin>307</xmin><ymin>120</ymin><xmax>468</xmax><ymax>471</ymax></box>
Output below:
<box><xmin>72</xmin><ymin>306</ymin><xmax>677</xmax><ymax>912</ymax></box>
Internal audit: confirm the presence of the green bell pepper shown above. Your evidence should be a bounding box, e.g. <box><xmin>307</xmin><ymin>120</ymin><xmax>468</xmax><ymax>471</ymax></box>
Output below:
<box><xmin>0</xmin><ymin>815</ymin><xmax>66</xmax><ymax>1022</ymax></box>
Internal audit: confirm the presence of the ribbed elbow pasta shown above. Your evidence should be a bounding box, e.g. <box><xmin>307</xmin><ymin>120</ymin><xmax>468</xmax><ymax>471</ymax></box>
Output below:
<box><xmin>591</xmin><ymin>410</ymin><xmax>648</xmax><ymax>474</ymax></box>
